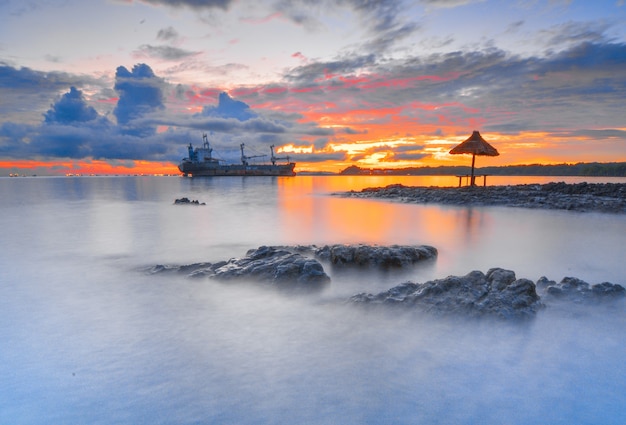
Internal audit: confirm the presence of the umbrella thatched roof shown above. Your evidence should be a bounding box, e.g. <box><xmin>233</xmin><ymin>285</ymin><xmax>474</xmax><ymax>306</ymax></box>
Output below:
<box><xmin>449</xmin><ymin>131</ymin><xmax>499</xmax><ymax>156</ymax></box>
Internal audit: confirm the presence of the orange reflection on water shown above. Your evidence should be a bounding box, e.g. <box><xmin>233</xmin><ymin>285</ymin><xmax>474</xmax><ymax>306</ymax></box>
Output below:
<box><xmin>276</xmin><ymin>176</ymin><xmax>490</xmax><ymax>248</ymax></box>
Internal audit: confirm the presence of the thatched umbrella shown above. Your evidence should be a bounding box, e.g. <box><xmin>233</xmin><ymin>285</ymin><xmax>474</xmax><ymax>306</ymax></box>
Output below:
<box><xmin>449</xmin><ymin>131</ymin><xmax>499</xmax><ymax>186</ymax></box>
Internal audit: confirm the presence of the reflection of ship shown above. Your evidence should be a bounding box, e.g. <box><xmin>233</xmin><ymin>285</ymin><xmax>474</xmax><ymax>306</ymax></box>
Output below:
<box><xmin>178</xmin><ymin>134</ymin><xmax>296</xmax><ymax>177</ymax></box>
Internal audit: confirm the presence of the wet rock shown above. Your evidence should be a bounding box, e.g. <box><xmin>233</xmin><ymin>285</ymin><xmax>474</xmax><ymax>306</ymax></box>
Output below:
<box><xmin>537</xmin><ymin>276</ymin><xmax>625</xmax><ymax>302</ymax></box>
<box><xmin>350</xmin><ymin>268</ymin><xmax>542</xmax><ymax>320</ymax></box>
<box><xmin>150</xmin><ymin>246</ymin><xmax>330</xmax><ymax>290</ymax></box>
<box><xmin>313</xmin><ymin>244</ymin><xmax>437</xmax><ymax>267</ymax></box>
<box><xmin>211</xmin><ymin>246</ymin><xmax>329</xmax><ymax>288</ymax></box>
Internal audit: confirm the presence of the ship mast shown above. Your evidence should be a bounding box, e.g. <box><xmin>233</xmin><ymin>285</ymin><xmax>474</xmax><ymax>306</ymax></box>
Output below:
<box><xmin>201</xmin><ymin>133</ymin><xmax>213</xmax><ymax>160</ymax></box>
<box><xmin>270</xmin><ymin>145</ymin><xmax>290</xmax><ymax>165</ymax></box>
<box><xmin>240</xmin><ymin>143</ymin><xmax>265</xmax><ymax>166</ymax></box>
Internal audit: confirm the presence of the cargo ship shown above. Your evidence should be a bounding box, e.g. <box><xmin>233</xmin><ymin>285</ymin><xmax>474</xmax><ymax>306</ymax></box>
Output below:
<box><xmin>178</xmin><ymin>134</ymin><xmax>296</xmax><ymax>177</ymax></box>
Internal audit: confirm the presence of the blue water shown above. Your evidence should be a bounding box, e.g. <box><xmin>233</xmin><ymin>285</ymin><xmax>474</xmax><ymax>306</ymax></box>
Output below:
<box><xmin>1</xmin><ymin>175</ymin><xmax>625</xmax><ymax>424</ymax></box>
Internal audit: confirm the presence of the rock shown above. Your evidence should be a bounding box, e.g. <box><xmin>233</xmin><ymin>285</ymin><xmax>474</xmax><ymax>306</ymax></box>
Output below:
<box><xmin>149</xmin><ymin>246</ymin><xmax>330</xmax><ymax>290</ymax></box>
<box><xmin>350</xmin><ymin>268</ymin><xmax>542</xmax><ymax>320</ymax></box>
<box><xmin>340</xmin><ymin>183</ymin><xmax>626</xmax><ymax>213</ymax></box>
<box><xmin>538</xmin><ymin>276</ymin><xmax>625</xmax><ymax>302</ymax></box>
<box><xmin>313</xmin><ymin>244</ymin><xmax>437</xmax><ymax>267</ymax></box>
<box><xmin>174</xmin><ymin>197</ymin><xmax>205</xmax><ymax>205</ymax></box>
<box><xmin>212</xmin><ymin>246</ymin><xmax>330</xmax><ymax>287</ymax></box>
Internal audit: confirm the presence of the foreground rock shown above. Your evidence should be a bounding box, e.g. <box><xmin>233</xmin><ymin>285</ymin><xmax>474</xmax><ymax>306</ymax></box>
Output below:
<box><xmin>150</xmin><ymin>246</ymin><xmax>330</xmax><ymax>291</ymax></box>
<box><xmin>351</xmin><ymin>268</ymin><xmax>541</xmax><ymax>320</ymax></box>
<box><xmin>350</xmin><ymin>268</ymin><xmax>625</xmax><ymax>319</ymax></box>
<box><xmin>311</xmin><ymin>244</ymin><xmax>437</xmax><ymax>267</ymax></box>
<box><xmin>341</xmin><ymin>182</ymin><xmax>626</xmax><ymax>213</ymax></box>
<box><xmin>537</xmin><ymin>276</ymin><xmax>626</xmax><ymax>302</ymax></box>
<box><xmin>149</xmin><ymin>244</ymin><xmax>434</xmax><ymax>286</ymax></box>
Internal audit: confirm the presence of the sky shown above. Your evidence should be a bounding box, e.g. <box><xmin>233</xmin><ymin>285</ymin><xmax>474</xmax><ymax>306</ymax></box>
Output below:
<box><xmin>1</xmin><ymin>0</ymin><xmax>625</xmax><ymax>175</ymax></box>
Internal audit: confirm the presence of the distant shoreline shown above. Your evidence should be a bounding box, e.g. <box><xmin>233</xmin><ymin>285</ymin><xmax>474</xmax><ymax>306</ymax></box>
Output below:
<box><xmin>338</xmin><ymin>162</ymin><xmax>626</xmax><ymax>177</ymax></box>
<box><xmin>340</xmin><ymin>182</ymin><xmax>626</xmax><ymax>214</ymax></box>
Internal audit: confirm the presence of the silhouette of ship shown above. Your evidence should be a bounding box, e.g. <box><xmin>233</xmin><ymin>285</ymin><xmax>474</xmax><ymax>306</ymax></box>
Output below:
<box><xmin>178</xmin><ymin>134</ymin><xmax>296</xmax><ymax>177</ymax></box>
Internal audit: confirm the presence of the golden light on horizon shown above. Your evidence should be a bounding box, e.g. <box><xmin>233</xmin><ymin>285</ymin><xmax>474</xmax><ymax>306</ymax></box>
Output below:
<box><xmin>280</xmin><ymin>144</ymin><xmax>313</xmax><ymax>154</ymax></box>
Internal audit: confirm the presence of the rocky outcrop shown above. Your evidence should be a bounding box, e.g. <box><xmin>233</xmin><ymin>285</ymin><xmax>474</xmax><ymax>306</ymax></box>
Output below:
<box><xmin>350</xmin><ymin>269</ymin><xmax>626</xmax><ymax>319</ymax></box>
<box><xmin>350</xmin><ymin>268</ymin><xmax>542</xmax><ymax>320</ymax></box>
<box><xmin>537</xmin><ymin>276</ymin><xmax>626</xmax><ymax>302</ymax></box>
<box><xmin>312</xmin><ymin>244</ymin><xmax>437</xmax><ymax>267</ymax></box>
<box><xmin>149</xmin><ymin>244</ymin><xmax>435</xmax><ymax>288</ymax></box>
<box><xmin>150</xmin><ymin>246</ymin><xmax>330</xmax><ymax>291</ymax></box>
<box><xmin>341</xmin><ymin>182</ymin><xmax>626</xmax><ymax>213</ymax></box>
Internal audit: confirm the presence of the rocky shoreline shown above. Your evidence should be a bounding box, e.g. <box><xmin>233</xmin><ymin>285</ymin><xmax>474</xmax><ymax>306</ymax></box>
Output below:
<box><xmin>340</xmin><ymin>182</ymin><xmax>626</xmax><ymax>213</ymax></box>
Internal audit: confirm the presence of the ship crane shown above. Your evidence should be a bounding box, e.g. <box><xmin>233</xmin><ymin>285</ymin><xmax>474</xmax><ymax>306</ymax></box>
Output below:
<box><xmin>270</xmin><ymin>145</ymin><xmax>291</xmax><ymax>165</ymax></box>
<box><xmin>240</xmin><ymin>143</ymin><xmax>265</xmax><ymax>166</ymax></box>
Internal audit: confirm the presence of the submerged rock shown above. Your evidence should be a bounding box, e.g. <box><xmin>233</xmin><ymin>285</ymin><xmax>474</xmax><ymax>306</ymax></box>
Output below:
<box><xmin>350</xmin><ymin>268</ymin><xmax>542</xmax><ymax>320</ymax></box>
<box><xmin>313</xmin><ymin>244</ymin><xmax>437</xmax><ymax>267</ymax></box>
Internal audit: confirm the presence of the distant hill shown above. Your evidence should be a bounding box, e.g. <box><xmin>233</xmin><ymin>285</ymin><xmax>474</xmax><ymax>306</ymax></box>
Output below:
<box><xmin>339</xmin><ymin>162</ymin><xmax>626</xmax><ymax>177</ymax></box>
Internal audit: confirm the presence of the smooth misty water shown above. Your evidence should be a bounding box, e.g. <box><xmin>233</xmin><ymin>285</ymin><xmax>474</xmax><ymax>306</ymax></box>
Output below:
<box><xmin>1</xmin><ymin>175</ymin><xmax>625</xmax><ymax>424</ymax></box>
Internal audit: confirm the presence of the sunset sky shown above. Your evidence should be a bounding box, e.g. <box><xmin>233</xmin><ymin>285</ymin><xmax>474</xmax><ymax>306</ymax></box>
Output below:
<box><xmin>1</xmin><ymin>0</ymin><xmax>625</xmax><ymax>175</ymax></box>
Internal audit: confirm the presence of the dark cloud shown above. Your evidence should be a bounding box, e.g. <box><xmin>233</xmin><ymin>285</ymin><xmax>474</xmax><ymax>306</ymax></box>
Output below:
<box><xmin>198</xmin><ymin>92</ymin><xmax>257</xmax><ymax>121</ymax></box>
<box><xmin>43</xmin><ymin>87</ymin><xmax>99</xmax><ymax>124</ymax></box>
<box><xmin>134</xmin><ymin>45</ymin><xmax>201</xmax><ymax>61</ymax></box>
<box><xmin>0</xmin><ymin>63</ymin><xmax>98</xmax><ymax>91</ymax></box>
<box><xmin>157</xmin><ymin>26</ymin><xmax>179</xmax><ymax>41</ymax></box>
<box><xmin>0</xmin><ymin>64</ymin><xmax>105</xmax><ymax>124</ymax></box>
<box><xmin>539</xmin><ymin>21</ymin><xmax>611</xmax><ymax>49</ymax></box>
<box><xmin>113</xmin><ymin>64</ymin><xmax>165</xmax><ymax>135</ymax></box>
<box><xmin>273</xmin><ymin>0</ymin><xmax>420</xmax><ymax>54</ymax></box>
<box><xmin>290</xmin><ymin>151</ymin><xmax>348</xmax><ymax>163</ymax></box>
<box><xmin>0</xmin><ymin>64</ymin><xmax>190</xmax><ymax>162</ymax></box>
<box><xmin>564</xmin><ymin>129</ymin><xmax>626</xmax><ymax>139</ymax></box>
<box><xmin>285</xmin><ymin>53</ymin><xmax>378</xmax><ymax>85</ymax></box>
<box><xmin>277</xmin><ymin>39</ymin><xmax>626</xmax><ymax>133</ymax></box>
<box><xmin>418</xmin><ymin>0</ymin><xmax>481</xmax><ymax>8</ymax></box>
<box><xmin>139</xmin><ymin>0</ymin><xmax>233</xmax><ymax>10</ymax></box>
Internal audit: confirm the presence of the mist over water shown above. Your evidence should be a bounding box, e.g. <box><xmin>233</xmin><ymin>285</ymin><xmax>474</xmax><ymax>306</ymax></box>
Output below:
<box><xmin>1</xmin><ymin>176</ymin><xmax>625</xmax><ymax>424</ymax></box>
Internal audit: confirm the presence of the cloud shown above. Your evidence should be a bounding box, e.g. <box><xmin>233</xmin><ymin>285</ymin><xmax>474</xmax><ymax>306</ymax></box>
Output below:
<box><xmin>539</xmin><ymin>21</ymin><xmax>612</xmax><ymax>49</ymax></box>
<box><xmin>43</xmin><ymin>87</ymin><xmax>99</xmax><ymax>124</ymax></box>
<box><xmin>273</xmin><ymin>38</ymin><xmax>626</xmax><ymax>135</ymax></box>
<box><xmin>138</xmin><ymin>0</ymin><xmax>233</xmax><ymax>10</ymax></box>
<box><xmin>271</xmin><ymin>0</ymin><xmax>420</xmax><ymax>54</ymax></box>
<box><xmin>134</xmin><ymin>45</ymin><xmax>201</xmax><ymax>61</ymax></box>
<box><xmin>418</xmin><ymin>0</ymin><xmax>485</xmax><ymax>9</ymax></box>
<box><xmin>113</xmin><ymin>64</ymin><xmax>165</xmax><ymax>135</ymax></box>
<box><xmin>157</xmin><ymin>26</ymin><xmax>179</xmax><ymax>41</ymax></box>
<box><xmin>564</xmin><ymin>129</ymin><xmax>626</xmax><ymax>139</ymax></box>
<box><xmin>198</xmin><ymin>92</ymin><xmax>257</xmax><ymax>121</ymax></box>
<box><xmin>290</xmin><ymin>151</ymin><xmax>348</xmax><ymax>163</ymax></box>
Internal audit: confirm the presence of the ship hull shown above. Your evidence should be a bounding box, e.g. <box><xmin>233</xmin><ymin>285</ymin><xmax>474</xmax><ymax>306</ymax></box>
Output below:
<box><xmin>179</xmin><ymin>161</ymin><xmax>296</xmax><ymax>177</ymax></box>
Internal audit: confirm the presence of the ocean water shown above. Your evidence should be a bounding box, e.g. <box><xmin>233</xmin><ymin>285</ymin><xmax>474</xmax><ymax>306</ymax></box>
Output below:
<box><xmin>1</xmin><ymin>175</ymin><xmax>625</xmax><ymax>424</ymax></box>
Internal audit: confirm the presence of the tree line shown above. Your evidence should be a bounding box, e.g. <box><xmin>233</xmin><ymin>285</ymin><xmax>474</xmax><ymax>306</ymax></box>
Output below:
<box><xmin>339</xmin><ymin>162</ymin><xmax>626</xmax><ymax>177</ymax></box>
